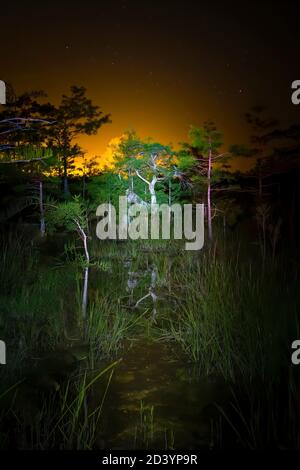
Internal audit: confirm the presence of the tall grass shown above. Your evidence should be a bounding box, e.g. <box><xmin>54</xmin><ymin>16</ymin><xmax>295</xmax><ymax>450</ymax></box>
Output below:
<box><xmin>86</xmin><ymin>293</ymin><xmax>144</xmax><ymax>358</ymax></box>
<box><xmin>162</xmin><ymin>249</ymin><xmax>299</xmax><ymax>382</ymax></box>
<box><xmin>0</xmin><ymin>230</ymin><xmax>37</xmax><ymax>294</ymax></box>
<box><xmin>159</xmin><ymin>244</ymin><xmax>300</xmax><ymax>448</ymax></box>
<box><xmin>2</xmin><ymin>226</ymin><xmax>300</xmax><ymax>449</ymax></box>
<box><xmin>0</xmin><ymin>270</ymin><xmax>75</xmax><ymax>351</ymax></box>
<box><xmin>0</xmin><ymin>360</ymin><xmax>120</xmax><ymax>449</ymax></box>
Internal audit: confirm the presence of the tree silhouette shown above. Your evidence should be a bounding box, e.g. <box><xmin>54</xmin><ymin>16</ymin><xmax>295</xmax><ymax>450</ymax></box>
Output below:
<box><xmin>44</xmin><ymin>86</ymin><xmax>110</xmax><ymax>196</ymax></box>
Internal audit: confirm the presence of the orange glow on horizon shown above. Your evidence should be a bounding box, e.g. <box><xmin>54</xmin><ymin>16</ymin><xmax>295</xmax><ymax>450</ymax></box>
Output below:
<box><xmin>72</xmin><ymin>135</ymin><xmax>124</xmax><ymax>175</ymax></box>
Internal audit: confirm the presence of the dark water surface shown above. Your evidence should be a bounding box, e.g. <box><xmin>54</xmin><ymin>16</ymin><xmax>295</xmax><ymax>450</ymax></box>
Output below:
<box><xmin>95</xmin><ymin>337</ymin><xmax>228</xmax><ymax>450</ymax></box>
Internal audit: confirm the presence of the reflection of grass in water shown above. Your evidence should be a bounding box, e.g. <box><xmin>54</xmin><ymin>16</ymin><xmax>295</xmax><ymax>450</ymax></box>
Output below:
<box><xmin>134</xmin><ymin>401</ymin><xmax>154</xmax><ymax>449</ymax></box>
<box><xmin>90</xmin><ymin>238</ymin><xmax>184</xmax><ymax>267</ymax></box>
<box><xmin>133</xmin><ymin>401</ymin><xmax>175</xmax><ymax>450</ymax></box>
<box><xmin>164</xmin><ymin>428</ymin><xmax>175</xmax><ymax>450</ymax></box>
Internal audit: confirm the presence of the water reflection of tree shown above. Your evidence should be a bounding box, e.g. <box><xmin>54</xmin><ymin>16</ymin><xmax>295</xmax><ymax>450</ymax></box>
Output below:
<box><xmin>124</xmin><ymin>261</ymin><xmax>159</xmax><ymax>320</ymax></box>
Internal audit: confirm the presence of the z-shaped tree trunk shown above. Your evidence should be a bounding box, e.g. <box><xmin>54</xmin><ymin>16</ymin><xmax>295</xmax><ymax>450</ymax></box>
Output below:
<box><xmin>135</xmin><ymin>170</ymin><xmax>162</xmax><ymax>206</ymax></box>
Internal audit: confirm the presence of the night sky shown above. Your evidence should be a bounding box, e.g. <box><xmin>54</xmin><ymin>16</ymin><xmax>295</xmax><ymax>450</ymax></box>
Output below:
<box><xmin>1</xmin><ymin>0</ymin><xmax>299</xmax><ymax>168</ymax></box>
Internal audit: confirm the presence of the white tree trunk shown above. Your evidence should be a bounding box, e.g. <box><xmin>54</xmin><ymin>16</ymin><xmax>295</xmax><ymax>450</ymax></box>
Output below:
<box><xmin>149</xmin><ymin>176</ymin><xmax>157</xmax><ymax>205</ymax></box>
<box><xmin>82</xmin><ymin>267</ymin><xmax>89</xmax><ymax>319</ymax></box>
<box><xmin>74</xmin><ymin>219</ymin><xmax>90</xmax><ymax>319</ymax></box>
<box><xmin>135</xmin><ymin>170</ymin><xmax>158</xmax><ymax>206</ymax></box>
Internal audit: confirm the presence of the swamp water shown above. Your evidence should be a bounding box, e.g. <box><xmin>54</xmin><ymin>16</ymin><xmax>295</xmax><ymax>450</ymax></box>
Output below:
<box><xmin>0</xmin><ymin>240</ymin><xmax>232</xmax><ymax>449</ymax></box>
<box><xmin>85</xmin><ymin>249</ymin><xmax>230</xmax><ymax>449</ymax></box>
<box><xmin>96</xmin><ymin>337</ymin><xmax>228</xmax><ymax>449</ymax></box>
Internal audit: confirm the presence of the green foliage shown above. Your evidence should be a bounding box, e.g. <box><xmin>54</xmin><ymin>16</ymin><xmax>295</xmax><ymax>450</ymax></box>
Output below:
<box><xmin>179</xmin><ymin>122</ymin><xmax>235</xmax><ymax>212</ymax></box>
<box><xmin>86</xmin><ymin>173</ymin><xmax>126</xmax><ymax>207</ymax></box>
<box><xmin>0</xmin><ymin>145</ymin><xmax>54</xmax><ymax>164</ymax></box>
<box><xmin>175</xmin><ymin>149</ymin><xmax>196</xmax><ymax>172</ymax></box>
<box><xmin>107</xmin><ymin>130</ymin><xmax>181</xmax><ymax>205</ymax></box>
<box><xmin>46</xmin><ymin>196</ymin><xmax>87</xmax><ymax>234</ymax></box>
<box><xmin>188</xmin><ymin>121</ymin><xmax>223</xmax><ymax>153</ymax></box>
<box><xmin>114</xmin><ymin>130</ymin><xmax>174</xmax><ymax>177</ymax></box>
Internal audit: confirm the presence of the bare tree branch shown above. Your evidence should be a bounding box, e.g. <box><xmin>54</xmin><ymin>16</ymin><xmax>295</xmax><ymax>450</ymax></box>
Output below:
<box><xmin>0</xmin><ymin>155</ymin><xmax>53</xmax><ymax>164</ymax></box>
<box><xmin>135</xmin><ymin>169</ymin><xmax>150</xmax><ymax>185</ymax></box>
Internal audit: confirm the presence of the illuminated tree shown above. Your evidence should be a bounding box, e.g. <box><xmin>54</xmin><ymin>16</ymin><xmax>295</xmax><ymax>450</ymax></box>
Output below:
<box><xmin>114</xmin><ymin>131</ymin><xmax>175</xmax><ymax>207</ymax></box>
<box><xmin>46</xmin><ymin>196</ymin><xmax>90</xmax><ymax>318</ymax></box>
<box><xmin>182</xmin><ymin>122</ymin><xmax>228</xmax><ymax>240</ymax></box>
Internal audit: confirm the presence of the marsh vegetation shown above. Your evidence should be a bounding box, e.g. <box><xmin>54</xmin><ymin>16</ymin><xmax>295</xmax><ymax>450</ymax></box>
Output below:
<box><xmin>0</xmin><ymin>223</ymin><xmax>299</xmax><ymax>449</ymax></box>
<box><xmin>1</xmin><ymin>90</ymin><xmax>300</xmax><ymax>450</ymax></box>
